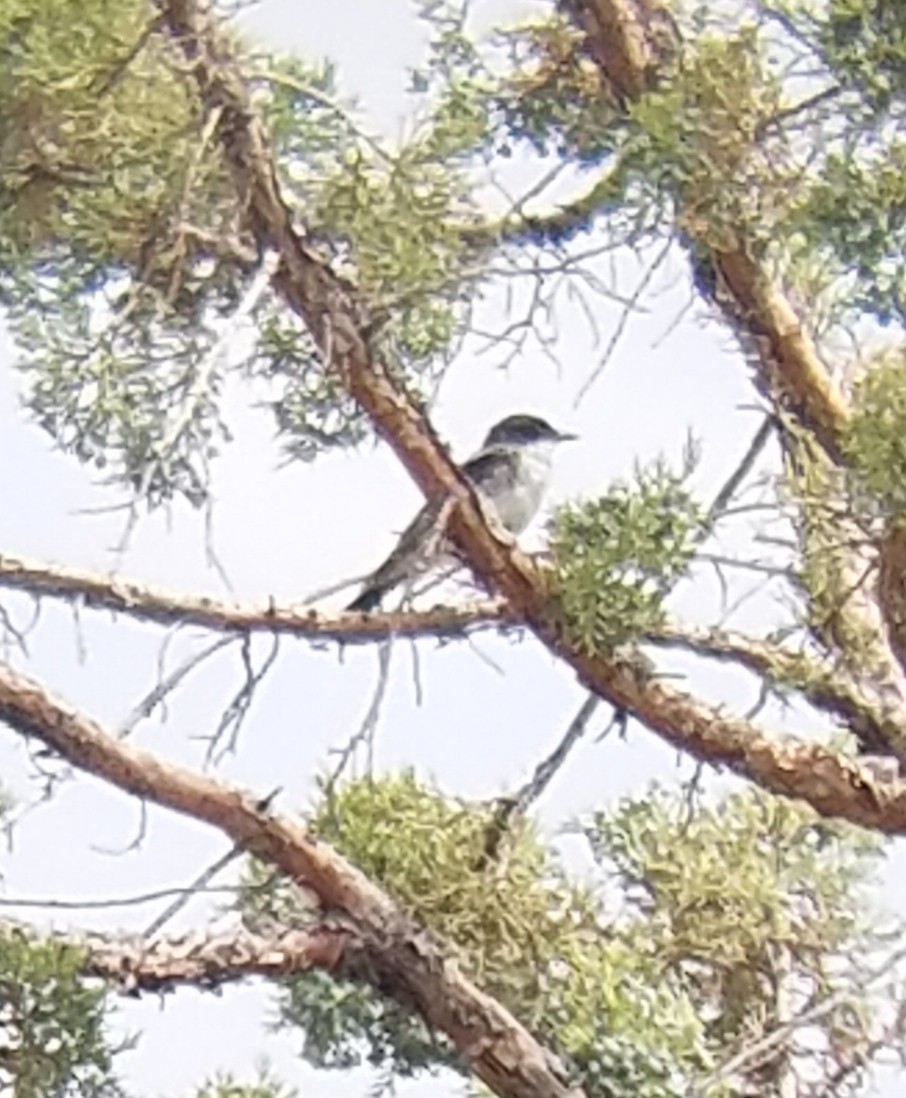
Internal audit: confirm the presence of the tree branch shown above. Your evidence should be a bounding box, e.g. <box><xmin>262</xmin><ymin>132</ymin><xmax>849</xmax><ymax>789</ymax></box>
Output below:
<box><xmin>0</xmin><ymin>551</ymin><xmax>510</xmax><ymax>640</ymax></box>
<box><xmin>65</xmin><ymin>922</ymin><xmax>350</xmax><ymax>993</ymax></box>
<box><xmin>153</xmin><ymin>0</ymin><xmax>906</xmax><ymax>831</ymax></box>
<box><xmin>0</xmin><ymin>660</ymin><xmax>583</xmax><ymax>1098</ymax></box>
<box><xmin>712</xmin><ymin>249</ymin><xmax>849</xmax><ymax>460</ymax></box>
<box><xmin>647</xmin><ymin>622</ymin><xmax>906</xmax><ymax>758</ymax></box>
<box><xmin>878</xmin><ymin>524</ymin><xmax>906</xmax><ymax>671</ymax></box>
<box><xmin>553</xmin><ymin>0</ymin><xmax>849</xmax><ymax>461</ymax></box>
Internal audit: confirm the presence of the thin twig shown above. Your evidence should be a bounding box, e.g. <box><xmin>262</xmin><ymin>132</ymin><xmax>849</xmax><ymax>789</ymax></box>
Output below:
<box><xmin>478</xmin><ymin>694</ymin><xmax>602</xmax><ymax>866</ymax></box>
<box><xmin>118</xmin><ymin>633</ymin><xmax>238</xmax><ymax>737</ymax></box>
<box><xmin>572</xmin><ymin>237</ymin><xmax>673</xmax><ymax>407</ymax></box>
<box><xmin>204</xmin><ymin>633</ymin><xmax>281</xmax><ymax>764</ymax></box>
<box><xmin>694</xmin><ymin>938</ymin><xmax>906</xmax><ymax>1095</ymax></box>
<box><xmin>326</xmin><ymin>636</ymin><xmax>394</xmax><ymax>797</ymax></box>
<box><xmin>705</xmin><ymin>414</ymin><xmax>776</xmax><ymax>531</ymax></box>
<box><xmin>142</xmin><ymin>844</ymin><xmax>243</xmax><ymax>937</ymax></box>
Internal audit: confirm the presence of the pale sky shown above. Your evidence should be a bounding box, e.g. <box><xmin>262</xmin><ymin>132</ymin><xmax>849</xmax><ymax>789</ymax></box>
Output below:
<box><xmin>0</xmin><ymin>2</ymin><xmax>900</xmax><ymax>1096</ymax></box>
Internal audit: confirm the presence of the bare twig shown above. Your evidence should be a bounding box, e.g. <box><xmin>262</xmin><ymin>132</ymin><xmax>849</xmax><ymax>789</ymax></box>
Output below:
<box><xmin>327</xmin><ymin>637</ymin><xmax>394</xmax><ymax>795</ymax></box>
<box><xmin>479</xmin><ymin>694</ymin><xmax>602</xmax><ymax>865</ymax></box>
<box><xmin>142</xmin><ymin>844</ymin><xmax>242</xmax><ymax>936</ymax></box>
<box><xmin>705</xmin><ymin>414</ymin><xmax>776</xmax><ymax>530</ymax></box>
<box><xmin>572</xmin><ymin>237</ymin><xmax>672</xmax><ymax>407</ymax></box>
<box><xmin>695</xmin><ymin>938</ymin><xmax>906</xmax><ymax>1095</ymax></box>
<box><xmin>118</xmin><ymin>633</ymin><xmax>238</xmax><ymax>737</ymax></box>
<box><xmin>203</xmin><ymin>633</ymin><xmax>281</xmax><ymax>764</ymax></box>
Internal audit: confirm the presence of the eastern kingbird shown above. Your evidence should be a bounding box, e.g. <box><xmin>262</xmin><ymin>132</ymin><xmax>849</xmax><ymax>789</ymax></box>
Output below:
<box><xmin>347</xmin><ymin>413</ymin><xmax>577</xmax><ymax>612</ymax></box>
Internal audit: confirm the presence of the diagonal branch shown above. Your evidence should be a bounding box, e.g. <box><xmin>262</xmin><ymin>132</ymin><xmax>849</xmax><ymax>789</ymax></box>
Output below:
<box><xmin>0</xmin><ymin>660</ymin><xmax>583</xmax><ymax>1098</ymax></box>
<box><xmin>710</xmin><ymin>250</ymin><xmax>849</xmax><ymax>461</ymax></box>
<box><xmin>647</xmin><ymin>622</ymin><xmax>906</xmax><ymax>757</ymax></box>
<box><xmin>557</xmin><ymin>0</ymin><xmax>906</xmax><ymax>701</ymax></box>
<box><xmin>153</xmin><ymin>0</ymin><xmax>906</xmax><ymax>832</ymax></box>
<box><xmin>554</xmin><ymin>0</ymin><xmax>849</xmax><ymax>461</ymax></box>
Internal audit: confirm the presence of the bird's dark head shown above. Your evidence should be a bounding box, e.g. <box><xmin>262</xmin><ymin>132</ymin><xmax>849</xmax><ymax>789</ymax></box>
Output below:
<box><xmin>483</xmin><ymin>414</ymin><xmax>578</xmax><ymax>449</ymax></box>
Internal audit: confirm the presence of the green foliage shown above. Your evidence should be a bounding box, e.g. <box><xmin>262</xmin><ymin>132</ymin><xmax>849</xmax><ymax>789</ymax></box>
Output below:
<box><xmin>248</xmin><ymin>304</ymin><xmax>365</xmax><ymax>463</ymax></box>
<box><xmin>798</xmin><ymin>144</ymin><xmax>906</xmax><ymax>327</ymax></box>
<box><xmin>243</xmin><ymin>771</ymin><xmax>598</xmax><ymax>1070</ymax></box>
<box><xmin>0</xmin><ymin>0</ymin><xmax>231</xmax><ymax>270</ymax></box>
<box><xmin>194</xmin><ymin>1066</ymin><xmax>296</xmax><ymax>1098</ymax></box>
<box><xmin>496</xmin><ymin>17</ymin><xmax>624</xmax><ymax>166</ymax></box>
<box><xmin>549</xmin><ymin>462</ymin><xmax>703</xmax><ymax>654</ymax></box>
<box><xmin>0</xmin><ymin>0</ymin><xmax>247</xmax><ymax>502</ymax></box>
<box><xmin>408</xmin><ymin>3</ymin><xmax>495</xmax><ymax>163</ymax></box>
<box><xmin>240</xmin><ymin>773</ymin><xmax>704</xmax><ymax>1095</ymax></box>
<box><xmin>845</xmin><ymin>353</ymin><xmax>906</xmax><ymax>515</ymax></box>
<box><xmin>11</xmin><ymin>276</ymin><xmax>234</xmax><ymax>505</ymax></box>
<box><xmin>241</xmin><ymin>774</ymin><xmax>888</xmax><ymax>1096</ymax></box>
<box><xmin>820</xmin><ymin>0</ymin><xmax>906</xmax><ymax>113</ymax></box>
<box><xmin>495</xmin><ymin>21</ymin><xmax>786</xmax><ymax>250</ymax></box>
<box><xmin>0</xmin><ymin>3</ymin><xmax>488</xmax><ymax>498</ymax></box>
<box><xmin>0</xmin><ymin>928</ymin><xmax>122</xmax><ymax>1097</ymax></box>
<box><xmin>585</xmin><ymin>785</ymin><xmax>884</xmax><ymax>1056</ymax></box>
<box><xmin>629</xmin><ymin>29</ymin><xmax>785</xmax><ymax>248</ymax></box>
<box><xmin>310</xmin><ymin>146</ymin><xmax>470</xmax><ymax>363</ymax></box>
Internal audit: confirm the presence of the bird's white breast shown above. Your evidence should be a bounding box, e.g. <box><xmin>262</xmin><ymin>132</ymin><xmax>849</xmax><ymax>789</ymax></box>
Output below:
<box><xmin>493</xmin><ymin>441</ymin><xmax>556</xmax><ymax>533</ymax></box>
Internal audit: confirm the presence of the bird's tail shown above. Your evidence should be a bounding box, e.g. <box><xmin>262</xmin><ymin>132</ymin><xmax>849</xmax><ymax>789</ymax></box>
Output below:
<box><xmin>346</xmin><ymin>580</ymin><xmax>392</xmax><ymax>613</ymax></box>
<box><xmin>345</xmin><ymin>500</ymin><xmax>444</xmax><ymax>613</ymax></box>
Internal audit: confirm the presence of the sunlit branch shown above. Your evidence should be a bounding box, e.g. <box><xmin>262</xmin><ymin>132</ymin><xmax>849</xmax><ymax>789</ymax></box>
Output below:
<box><xmin>555</xmin><ymin>2</ymin><xmax>852</xmax><ymax>462</ymax></box>
<box><xmin>29</xmin><ymin>921</ymin><xmax>352</xmax><ymax>993</ymax></box>
<box><xmin>0</xmin><ymin>658</ymin><xmax>584</xmax><ymax>1098</ymax></box>
<box><xmin>647</xmin><ymin>622</ymin><xmax>906</xmax><ymax>758</ymax></box>
<box><xmin>0</xmin><ymin>552</ymin><xmax>511</xmax><ymax>640</ymax></box>
<box><xmin>155</xmin><ymin>0</ymin><xmax>906</xmax><ymax>835</ymax></box>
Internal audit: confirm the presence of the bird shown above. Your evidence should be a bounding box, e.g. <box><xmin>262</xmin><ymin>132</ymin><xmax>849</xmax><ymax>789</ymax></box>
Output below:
<box><xmin>346</xmin><ymin>413</ymin><xmax>577</xmax><ymax>613</ymax></box>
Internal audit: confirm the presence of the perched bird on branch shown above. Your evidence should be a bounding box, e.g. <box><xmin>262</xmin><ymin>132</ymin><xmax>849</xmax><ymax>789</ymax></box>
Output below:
<box><xmin>347</xmin><ymin>413</ymin><xmax>577</xmax><ymax>612</ymax></box>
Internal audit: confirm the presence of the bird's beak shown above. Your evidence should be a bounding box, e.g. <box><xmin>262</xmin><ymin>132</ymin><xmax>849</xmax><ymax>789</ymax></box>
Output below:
<box><xmin>555</xmin><ymin>430</ymin><xmax>579</xmax><ymax>443</ymax></box>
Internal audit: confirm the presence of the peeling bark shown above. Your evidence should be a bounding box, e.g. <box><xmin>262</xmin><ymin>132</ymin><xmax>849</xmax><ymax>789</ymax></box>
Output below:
<box><xmin>0</xmin><ymin>660</ymin><xmax>582</xmax><ymax>1098</ymax></box>
<box><xmin>72</xmin><ymin>923</ymin><xmax>351</xmax><ymax>993</ymax></box>
<box><xmin>148</xmin><ymin>0</ymin><xmax>906</xmax><ymax>825</ymax></box>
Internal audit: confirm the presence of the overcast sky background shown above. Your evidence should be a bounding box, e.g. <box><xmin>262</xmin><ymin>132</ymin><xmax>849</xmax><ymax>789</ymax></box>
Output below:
<box><xmin>0</xmin><ymin>1</ymin><xmax>901</xmax><ymax>1095</ymax></box>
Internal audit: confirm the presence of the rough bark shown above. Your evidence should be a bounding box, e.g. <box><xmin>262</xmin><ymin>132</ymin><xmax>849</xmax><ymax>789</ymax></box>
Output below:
<box><xmin>148</xmin><ymin>0</ymin><xmax>906</xmax><ymax>825</ymax></box>
<box><xmin>0</xmin><ymin>659</ymin><xmax>582</xmax><ymax>1098</ymax></box>
<box><xmin>0</xmin><ymin>552</ymin><xmax>510</xmax><ymax>641</ymax></box>
<box><xmin>648</xmin><ymin>621</ymin><xmax>906</xmax><ymax>758</ymax></box>
<box><xmin>560</xmin><ymin>0</ymin><xmax>906</xmax><ymax>719</ymax></box>
<box><xmin>67</xmin><ymin>923</ymin><xmax>351</xmax><ymax>993</ymax></box>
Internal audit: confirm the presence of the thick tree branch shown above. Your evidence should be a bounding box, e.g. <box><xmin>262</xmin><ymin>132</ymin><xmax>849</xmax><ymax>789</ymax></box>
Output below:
<box><xmin>157</xmin><ymin>0</ymin><xmax>552</xmax><ymax>612</ymax></box>
<box><xmin>711</xmin><ymin>250</ymin><xmax>849</xmax><ymax>460</ymax></box>
<box><xmin>648</xmin><ymin>622</ymin><xmax>906</xmax><ymax>757</ymax></box>
<box><xmin>561</xmin><ymin>649</ymin><xmax>906</xmax><ymax>826</ymax></box>
<box><xmin>557</xmin><ymin>0</ymin><xmax>848</xmax><ymax>462</ymax></box>
<box><xmin>0</xmin><ymin>660</ymin><xmax>582</xmax><ymax>1098</ymax></box>
<box><xmin>153</xmin><ymin>0</ymin><xmax>906</xmax><ymax>830</ymax></box>
<box><xmin>0</xmin><ymin>551</ymin><xmax>510</xmax><ymax>641</ymax></box>
<box><xmin>557</xmin><ymin>0</ymin><xmax>906</xmax><ymax>700</ymax></box>
<box><xmin>69</xmin><ymin>922</ymin><xmax>350</xmax><ymax>993</ymax></box>
<box><xmin>559</xmin><ymin>0</ymin><xmax>672</xmax><ymax>102</ymax></box>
